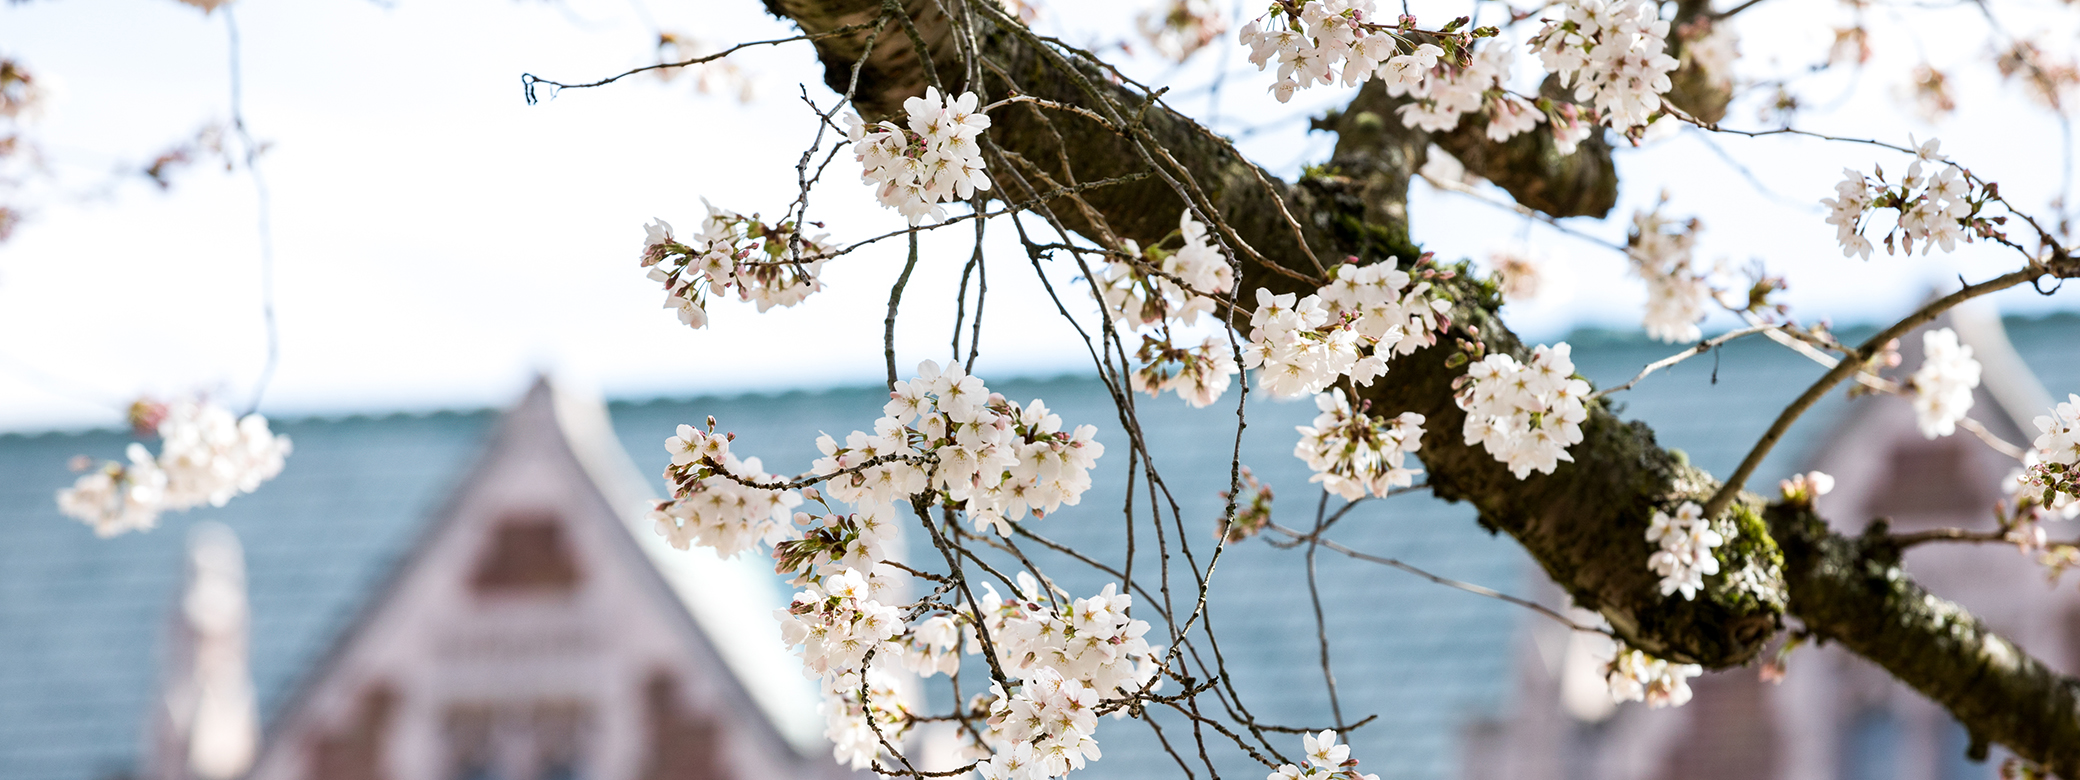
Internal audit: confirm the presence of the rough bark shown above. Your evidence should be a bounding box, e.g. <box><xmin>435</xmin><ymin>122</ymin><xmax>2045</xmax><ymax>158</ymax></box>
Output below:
<box><xmin>759</xmin><ymin>0</ymin><xmax>2080</xmax><ymax>772</ymax></box>
<box><xmin>1770</xmin><ymin>504</ymin><xmax>2080</xmax><ymax>779</ymax></box>
<box><xmin>1423</xmin><ymin>77</ymin><xmax>1622</xmax><ymax>219</ymax></box>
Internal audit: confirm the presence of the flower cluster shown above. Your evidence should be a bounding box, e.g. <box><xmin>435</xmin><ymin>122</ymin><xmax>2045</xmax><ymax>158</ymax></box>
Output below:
<box><xmin>1294</xmin><ymin>389</ymin><xmax>1425</xmax><ymax>500</ymax></box>
<box><xmin>1778</xmin><ymin>470</ymin><xmax>1836</xmax><ymax>505</ymax></box>
<box><xmin>1238</xmin><ymin>0</ymin><xmax>1401</xmax><ymax>102</ymax></box>
<box><xmin>1244</xmin><ymin>290</ymin><xmax>1367</xmax><ymax>398</ymax></box>
<box><xmin>1316</xmin><ymin>261</ymin><xmax>1452</xmax><ymax>353</ymax></box>
<box><xmin>1908</xmin><ymin>328</ymin><xmax>1981</xmax><ymax>439</ymax></box>
<box><xmin>824</xmin><ymin>667</ymin><xmax>917</xmax><ymax>769</ymax></box>
<box><xmin>782</xmin><ymin>567</ymin><xmax>904</xmax><ymax>679</ymax></box>
<box><xmin>770</xmin><ymin>500</ymin><xmax>917</xmax><ymax>769</ymax></box>
<box><xmin>971</xmin><ymin>576</ymin><xmax>1162</xmax><ymax>780</ymax></box>
<box><xmin>1529</xmin><ymin>0</ymin><xmax>1681</xmax><ymax>132</ymax></box>
<box><xmin>1137</xmin><ymin>0</ymin><xmax>1229</xmax><ymax>63</ymax></box>
<box><xmin>1132</xmin><ymin>335</ymin><xmax>1239</xmax><ymax>409</ymax></box>
<box><xmin>847</xmin><ymin>87</ymin><xmax>992</xmax><ymax>225</ymax></box>
<box><xmin>650</xmin><ymin>421</ymin><xmax>804</xmax><ymax>558</ymax></box>
<box><xmin>1627</xmin><ymin>208</ymin><xmax>1719</xmax><ymax>343</ymax></box>
<box><xmin>1604</xmin><ymin>644</ymin><xmax>1701</xmax><ymax>708</ymax></box>
<box><xmin>1265</xmin><ymin>730</ymin><xmax>1379</xmax><ymax>780</ymax></box>
<box><xmin>1454</xmin><ymin>344</ymin><xmax>1590</xmax><ymax>479</ymax></box>
<box><xmin>2022</xmin><ymin>394</ymin><xmax>2080</xmax><ymax>508</ymax></box>
<box><xmin>1820</xmin><ymin>169</ymin><xmax>1876</xmax><ymax>259</ymax></box>
<box><xmin>1488</xmin><ymin>247</ymin><xmax>1543</xmax><ymax>302</ymax></box>
<box><xmin>1644</xmin><ymin>501</ymin><xmax>1725</xmax><ymax>600</ymax></box>
<box><xmin>1097</xmin><ymin>211</ymin><xmax>1242</xmax><ymax>408</ymax></box>
<box><xmin>1680</xmin><ymin>18</ymin><xmax>1739</xmax><ymax>91</ymax></box>
<box><xmin>1097</xmin><ymin>212</ymin><xmax>1234</xmax><ymax>330</ymax></box>
<box><xmin>1234</xmin><ymin>3</ymin><xmax>1605</xmax><ymax>151</ymax></box>
<box><xmin>827</xmin><ymin>360</ymin><xmax>1105</xmax><ymax>535</ymax></box>
<box><xmin>56</xmin><ymin>399</ymin><xmax>293</xmax><ymax>537</ymax></box>
<box><xmin>640</xmin><ymin>201</ymin><xmax>834</xmax><ymax>330</ymax></box>
<box><xmin>1244</xmin><ymin>262</ymin><xmax>1450</xmax><ymax>399</ymax></box>
<box><xmin>1393</xmin><ymin>41</ymin><xmax>1541</xmax><ymax>145</ymax></box>
<box><xmin>1821</xmin><ymin>140</ymin><xmax>1979</xmax><ymax>259</ymax></box>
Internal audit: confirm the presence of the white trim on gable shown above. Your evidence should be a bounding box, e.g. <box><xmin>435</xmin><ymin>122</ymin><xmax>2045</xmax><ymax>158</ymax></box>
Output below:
<box><xmin>547</xmin><ymin>374</ymin><xmax>823</xmax><ymax>752</ymax></box>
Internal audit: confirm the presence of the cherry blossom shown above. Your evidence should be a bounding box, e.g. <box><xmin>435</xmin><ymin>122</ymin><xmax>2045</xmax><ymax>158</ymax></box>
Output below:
<box><xmin>1095</xmin><ymin>211</ymin><xmax>1235</xmax><ymax>331</ymax></box>
<box><xmin>1377</xmin><ymin>43</ymin><xmax>1443</xmax><ymax>94</ymax></box>
<box><xmin>1627</xmin><ymin>207</ymin><xmax>1720</xmax><ymax>343</ymax></box>
<box><xmin>1529</xmin><ymin>0</ymin><xmax>1681</xmax><ymax>132</ymax></box>
<box><xmin>814</xmin><ymin>360</ymin><xmax>1106</xmax><ymax>535</ymax></box>
<box><xmin>649</xmin><ymin>422</ymin><xmax>804</xmax><ymax>559</ymax></box>
<box><xmin>1603</xmin><ymin>643</ymin><xmax>1701</xmax><ymax>708</ymax></box>
<box><xmin>1263</xmin><ymin>730</ymin><xmax>1380</xmax><ymax>780</ymax></box>
<box><xmin>823</xmin><ymin>667</ymin><xmax>917</xmax><ymax>770</ymax></box>
<box><xmin>1820</xmin><ymin>168</ymin><xmax>1876</xmax><ymax>259</ymax></box>
<box><xmin>1294</xmin><ymin>389</ymin><xmax>1425</xmax><ymax>500</ymax></box>
<box><xmin>640</xmin><ymin>201</ymin><xmax>834</xmax><ymax>330</ymax></box>
<box><xmin>968</xmin><ymin>575</ymin><xmax>1162</xmax><ymax>780</ymax></box>
<box><xmin>1239</xmin><ymin>0</ymin><xmax>1395</xmax><ymax>102</ymax></box>
<box><xmin>2021</xmin><ymin>394</ymin><xmax>2080</xmax><ymax>508</ymax></box>
<box><xmin>1821</xmin><ymin>140</ymin><xmax>1981</xmax><ymax>259</ymax></box>
<box><xmin>1243</xmin><ymin>261</ymin><xmax>1451</xmax><ymax>399</ymax></box>
<box><xmin>1241</xmin><ymin>289</ymin><xmax>1347</xmax><ymax>397</ymax></box>
<box><xmin>1454</xmin><ymin>343</ymin><xmax>1590</xmax><ymax>478</ymax></box>
<box><xmin>1546</xmin><ymin>102</ymin><xmax>1597</xmax><ymax>154</ymax></box>
<box><xmin>1488</xmin><ymin>247</ymin><xmax>1543</xmax><ymax>302</ymax></box>
<box><xmin>1779</xmin><ymin>470</ymin><xmax>1837</xmax><ymax>504</ymax></box>
<box><xmin>1095</xmin><ymin>211</ymin><xmax>1245</xmax><ymax>408</ymax></box>
<box><xmin>1395</xmin><ymin>42</ymin><xmax>1536</xmax><ymax>141</ymax></box>
<box><xmin>1908</xmin><ymin>328</ymin><xmax>1981</xmax><ymax>439</ymax></box>
<box><xmin>1644</xmin><ymin>501</ymin><xmax>1725</xmax><ymax>600</ymax></box>
<box><xmin>847</xmin><ymin>87</ymin><xmax>992</xmax><ymax>225</ymax></box>
<box><xmin>1314</xmin><ymin>261</ymin><xmax>1452</xmax><ymax>355</ymax></box>
<box><xmin>1132</xmin><ymin>335</ymin><xmax>1239</xmax><ymax>409</ymax></box>
<box><xmin>56</xmin><ymin>399</ymin><xmax>293</xmax><ymax>538</ymax></box>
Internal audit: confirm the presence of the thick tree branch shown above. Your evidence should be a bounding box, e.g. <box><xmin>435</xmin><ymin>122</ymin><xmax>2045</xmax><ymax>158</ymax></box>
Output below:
<box><xmin>1771</xmin><ymin>503</ymin><xmax>2080</xmax><ymax>777</ymax></box>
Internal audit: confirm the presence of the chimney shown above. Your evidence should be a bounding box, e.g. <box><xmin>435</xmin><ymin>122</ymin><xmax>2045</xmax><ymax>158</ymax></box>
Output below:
<box><xmin>150</xmin><ymin>522</ymin><xmax>260</xmax><ymax>780</ymax></box>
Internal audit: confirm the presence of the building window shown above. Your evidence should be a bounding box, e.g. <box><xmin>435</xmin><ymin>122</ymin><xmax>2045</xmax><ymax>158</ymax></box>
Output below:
<box><xmin>470</xmin><ymin>515</ymin><xmax>583</xmax><ymax>596</ymax></box>
<box><xmin>443</xmin><ymin>701</ymin><xmax>591</xmax><ymax>780</ymax></box>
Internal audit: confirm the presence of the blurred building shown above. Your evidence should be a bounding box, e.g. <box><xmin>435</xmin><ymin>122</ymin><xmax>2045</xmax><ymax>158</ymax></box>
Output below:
<box><xmin>0</xmin><ymin>312</ymin><xmax>2073</xmax><ymax>780</ymax></box>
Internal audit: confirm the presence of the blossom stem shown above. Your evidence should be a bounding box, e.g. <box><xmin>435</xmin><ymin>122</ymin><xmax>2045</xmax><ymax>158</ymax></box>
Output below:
<box><xmin>1702</xmin><ymin>266</ymin><xmax>2039</xmax><ymax>522</ymax></box>
<box><xmin>1591</xmin><ymin>323</ymin><xmax>1778</xmax><ymax>399</ymax></box>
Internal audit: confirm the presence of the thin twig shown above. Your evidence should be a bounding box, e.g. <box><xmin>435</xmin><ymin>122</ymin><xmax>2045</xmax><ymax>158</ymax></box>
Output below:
<box><xmin>1268</xmin><ymin>524</ymin><xmax>1612</xmax><ymax>636</ymax></box>
<box><xmin>1591</xmin><ymin>324</ymin><xmax>1777</xmax><ymax>399</ymax></box>
<box><xmin>518</xmin><ymin>23</ymin><xmax>879</xmax><ymax>104</ymax></box>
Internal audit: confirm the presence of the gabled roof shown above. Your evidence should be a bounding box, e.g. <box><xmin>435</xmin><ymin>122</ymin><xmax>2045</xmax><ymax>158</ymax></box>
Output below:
<box><xmin>0</xmin><ymin>408</ymin><xmax>495</xmax><ymax>780</ymax></box>
<box><xmin>245</xmin><ymin>376</ymin><xmax>823</xmax><ymax>776</ymax></box>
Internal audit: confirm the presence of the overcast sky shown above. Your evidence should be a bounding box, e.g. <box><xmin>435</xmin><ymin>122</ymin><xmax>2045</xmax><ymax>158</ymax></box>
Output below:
<box><xmin>0</xmin><ymin>0</ymin><xmax>2074</xmax><ymax>432</ymax></box>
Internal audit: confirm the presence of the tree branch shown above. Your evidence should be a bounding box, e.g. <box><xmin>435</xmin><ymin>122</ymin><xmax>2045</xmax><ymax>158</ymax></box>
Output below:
<box><xmin>1771</xmin><ymin>502</ymin><xmax>2080</xmax><ymax>777</ymax></box>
